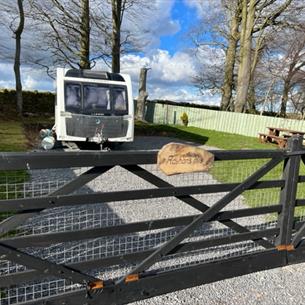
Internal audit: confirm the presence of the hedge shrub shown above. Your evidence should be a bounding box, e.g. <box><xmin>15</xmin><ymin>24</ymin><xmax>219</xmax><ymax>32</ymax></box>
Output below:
<box><xmin>0</xmin><ymin>89</ymin><xmax>55</xmax><ymax>115</ymax></box>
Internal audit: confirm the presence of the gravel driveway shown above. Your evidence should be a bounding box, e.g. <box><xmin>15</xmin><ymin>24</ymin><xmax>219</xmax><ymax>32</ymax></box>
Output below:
<box><xmin>3</xmin><ymin>136</ymin><xmax>304</xmax><ymax>305</ymax></box>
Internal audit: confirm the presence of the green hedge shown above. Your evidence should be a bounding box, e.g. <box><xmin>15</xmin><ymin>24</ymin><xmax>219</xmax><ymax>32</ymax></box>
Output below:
<box><xmin>0</xmin><ymin>89</ymin><xmax>55</xmax><ymax>115</ymax></box>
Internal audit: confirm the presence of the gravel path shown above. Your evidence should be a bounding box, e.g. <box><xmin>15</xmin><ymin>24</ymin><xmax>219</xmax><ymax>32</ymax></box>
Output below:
<box><xmin>132</xmin><ymin>264</ymin><xmax>305</xmax><ymax>305</ymax></box>
<box><xmin>4</xmin><ymin>136</ymin><xmax>303</xmax><ymax>305</ymax></box>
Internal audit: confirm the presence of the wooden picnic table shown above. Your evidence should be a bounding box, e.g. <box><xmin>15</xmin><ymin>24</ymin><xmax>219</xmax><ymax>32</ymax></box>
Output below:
<box><xmin>259</xmin><ymin>127</ymin><xmax>305</xmax><ymax>148</ymax></box>
<box><xmin>267</xmin><ymin>126</ymin><xmax>305</xmax><ymax>137</ymax></box>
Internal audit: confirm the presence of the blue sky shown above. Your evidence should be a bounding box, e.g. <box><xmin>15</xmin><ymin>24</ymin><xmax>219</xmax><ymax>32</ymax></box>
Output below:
<box><xmin>0</xmin><ymin>0</ymin><xmax>221</xmax><ymax>105</ymax></box>
<box><xmin>160</xmin><ymin>1</ymin><xmax>199</xmax><ymax>55</ymax></box>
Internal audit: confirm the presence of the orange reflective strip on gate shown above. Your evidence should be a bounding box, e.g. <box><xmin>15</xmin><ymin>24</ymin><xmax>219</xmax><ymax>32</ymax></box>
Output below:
<box><xmin>88</xmin><ymin>280</ymin><xmax>104</xmax><ymax>290</ymax></box>
<box><xmin>125</xmin><ymin>274</ymin><xmax>139</xmax><ymax>283</ymax></box>
<box><xmin>276</xmin><ymin>244</ymin><xmax>295</xmax><ymax>251</ymax></box>
<box><xmin>286</xmin><ymin>244</ymin><xmax>295</xmax><ymax>251</ymax></box>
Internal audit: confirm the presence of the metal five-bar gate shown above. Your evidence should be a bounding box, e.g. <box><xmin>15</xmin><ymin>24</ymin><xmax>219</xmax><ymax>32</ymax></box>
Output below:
<box><xmin>1</xmin><ymin>136</ymin><xmax>305</xmax><ymax>304</ymax></box>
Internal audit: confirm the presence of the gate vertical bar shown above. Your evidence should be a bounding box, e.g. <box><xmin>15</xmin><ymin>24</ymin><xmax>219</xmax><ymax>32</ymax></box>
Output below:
<box><xmin>276</xmin><ymin>136</ymin><xmax>302</xmax><ymax>247</ymax></box>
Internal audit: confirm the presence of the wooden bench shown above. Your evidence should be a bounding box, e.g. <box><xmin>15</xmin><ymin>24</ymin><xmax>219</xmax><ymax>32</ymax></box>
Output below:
<box><xmin>258</xmin><ymin>133</ymin><xmax>288</xmax><ymax>148</ymax></box>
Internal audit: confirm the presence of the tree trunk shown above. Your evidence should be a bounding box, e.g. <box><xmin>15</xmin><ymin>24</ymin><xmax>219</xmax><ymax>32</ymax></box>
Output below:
<box><xmin>14</xmin><ymin>0</ymin><xmax>25</xmax><ymax>115</ymax></box>
<box><xmin>136</xmin><ymin>68</ymin><xmax>149</xmax><ymax>120</ymax></box>
<box><xmin>220</xmin><ymin>2</ymin><xmax>240</xmax><ymax>111</ymax></box>
<box><xmin>235</xmin><ymin>0</ymin><xmax>256</xmax><ymax>113</ymax></box>
<box><xmin>112</xmin><ymin>0</ymin><xmax>122</xmax><ymax>73</ymax></box>
<box><xmin>247</xmin><ymin>30</ymin><xmax>265</xmax><ymax>113</ymax></box>
<box><xmin>79</xmin><ymin>0</ymin><xmax>90</xmax><ymax>69</ymax></box>
<box><xmin>247</xmin><ymin>81</ymin><xmax>256</xmax><ymax>113</ymax></box>
<box><xmin>280</xmin><ymin>80</ymin><xmax>290</xmax><ymax>117</ymax></box>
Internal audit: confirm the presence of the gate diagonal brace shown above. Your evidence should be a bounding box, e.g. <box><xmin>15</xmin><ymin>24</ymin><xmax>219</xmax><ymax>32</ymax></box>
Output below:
<box><xmin>0</xmin><ymin>165</ymin><xmax>113</xmax><ymax>237</ymax></box>
<box><xmin>118</xmin><ymin>157</ymin><xmax>283</xmax><ymax>285</ymax></box>
<box><xmin>123</xmin><ymin>165</ymin><xmax>274</xmax><ymax>249</ymax></box>
<box><xmin>0</xmin><ymin>242</ymin><xmax>99</xmax><ymax>285</ymax></box>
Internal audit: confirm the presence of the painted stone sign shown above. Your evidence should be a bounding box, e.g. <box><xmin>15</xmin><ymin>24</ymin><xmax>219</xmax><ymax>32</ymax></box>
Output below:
<box><xmin>157</xmin><ymin>142</ymin><xmax>214</xmax><ymax>176</ymax></box>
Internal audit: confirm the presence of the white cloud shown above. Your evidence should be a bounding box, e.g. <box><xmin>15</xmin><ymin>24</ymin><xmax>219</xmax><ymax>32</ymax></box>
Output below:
<box><xmin>150</xmin><ymin>50</ymin><xmax>196</xmax><ymax>83</ymax></box>
<box><xmin>123</xmin><ymin>0</ymin><xmax>180</xmax><ymax>50</ymax></box>
<box><xmin>148</xmin><ymin>85</ymin><xmax>220</xmax><ymax>105</ymax></box>
<box><xmin>23</xmin><ymin>76</ymin><xmax>37</xmax><ymax>90</ymax></box>
<box><xmin>0</xmin><ymin>63</ymin><xmax>54</xmax><ymax>91</ymax></box>
<box><xmin>0</xmin><ymin>80</ymin><xmax>15</xmax><ymax>88</ymax></box>
<box><xmin>184</xmin><ymin>0</ymin><xmax>222</xmax><ymax>19</ymax></box>
<box><xmin>121</xmin><ymin>49</ymin><xmax>197</xmax><ymax>86</ymax></box>
<box><xmin>81</xmin><ymin>48</ymin><xmax>216</xmax><ymax>104</ymax></box>
<box><xmin>119</xmin><ymin>49</ymin><xmax>220</xmax><ymax>105</ymax></box>
<box><xmin>143</xmin><ymin>0</ymin><xmax>180</xmax><ymax>36</ymax></box>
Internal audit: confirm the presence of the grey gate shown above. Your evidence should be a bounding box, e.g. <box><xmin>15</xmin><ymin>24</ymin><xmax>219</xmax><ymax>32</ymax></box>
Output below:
<box><xmin>1</xmin><ymin>136</ymin><xmax>305</xmax><ymax>304</ymax></box>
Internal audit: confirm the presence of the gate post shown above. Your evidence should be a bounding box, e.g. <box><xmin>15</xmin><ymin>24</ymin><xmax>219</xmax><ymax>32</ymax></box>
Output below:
<box><xmin>276</xmin><ymin>135</ymin><xmax>302</xmax><ymax>249</ymax></box>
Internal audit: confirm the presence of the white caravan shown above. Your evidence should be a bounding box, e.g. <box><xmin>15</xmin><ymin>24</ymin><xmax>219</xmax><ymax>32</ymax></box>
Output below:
<box><xmin>54</xmin><ymin>68</ymin><xmax>134</xmax><ymax>147</ymax></box>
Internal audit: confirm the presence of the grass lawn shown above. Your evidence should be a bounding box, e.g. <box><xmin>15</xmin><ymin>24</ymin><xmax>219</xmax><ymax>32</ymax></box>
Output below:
<box><xmin>135</xmin><ymin>121</ymin><xmax>274</xmax><ymax>150</ymax></box>
<box><xmin>0</xmin><ymin>118</ymin><xmax>30</xmax><ymax>222</ymax></box>
<box><xmin>0</xmin><ymin>119</ymin><xmax>28</xmax><ymax>152</ymax></box>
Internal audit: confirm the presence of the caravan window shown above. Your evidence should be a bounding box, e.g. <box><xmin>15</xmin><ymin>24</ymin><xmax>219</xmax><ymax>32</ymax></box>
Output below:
<box><xmin>65</xmin><ymin>83</ymin><xmax>81</xmax><ymax>113</ymax></box>
<box><xmin>113</xmin><ymin>87</ymin><xmax>128</xmax><ymax>114</ymax></box>
<box><xmin>83</xmin><ymin>84</ymin><xmax>110</xmax><ymax>113</ymax></box>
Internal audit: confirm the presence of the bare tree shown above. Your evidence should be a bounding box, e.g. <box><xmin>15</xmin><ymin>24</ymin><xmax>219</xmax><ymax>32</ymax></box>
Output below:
<box><xmin>80</xmin><ymin>0</ymin><xmax>90</xmax><ymax>69</ymax></box>
<box><xmin>110</xmin><ymin>0</ymin><xmax>151</xmax><ymax>73</ymax></box>
<box><xmin>290</xmin><ymin>86</ymin><xmax>305</xmax><ymax>118</ymax></box>
<box><xmin>246</xmin><ymin>27</ymin><xmax>269</xmax><ymax>112</ymax></box>
<box><xmin>246</xmin><ymin>18</ymin><xmax>305</xmax><ymax>117</ymax></box>
<box><xmin>279</xmin><ymin>33</ymin><xmax>305</xmax><ymax>116</ymax></box>
<box><xmin>234</xmin><ymin>0</ymin><xmax>293</xmax><ymax>113</ymax></box>
<box><xmin>221</xmin><ymin>0</ymin><xmax>241</xmax><ymax>111</ymax></box>
<box><xmin>193</xmin><ymin>0</ymin><xmax>298</xmax><ymax>113</ymax></box>
<box><xmin>0</xmin><ymin>0</ymin><xmax>25</xmax><ymax>115</ymax></box>
<box><xmin>111</xmin><ymin>0</ymin><xmax>122</xmax><ymax>73</ymax></box>
<box><xmin>28</xmin><ymin>0</ymin><xmax>107</xmax><ymax>71</ymax></box>
<box><xmin>27</xmin><ymin>0</ymin><xmax>150</xmax><ymax>74</ymax></box>
<box><xmin>14</xmin><ymin>0</ymin><xmax>25</xmax><ymax>114</ymax></box>
<box><xmin>190</xmin><ymin>1</ymin><xmax>228</xmax><ymax>102</ymax></box>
